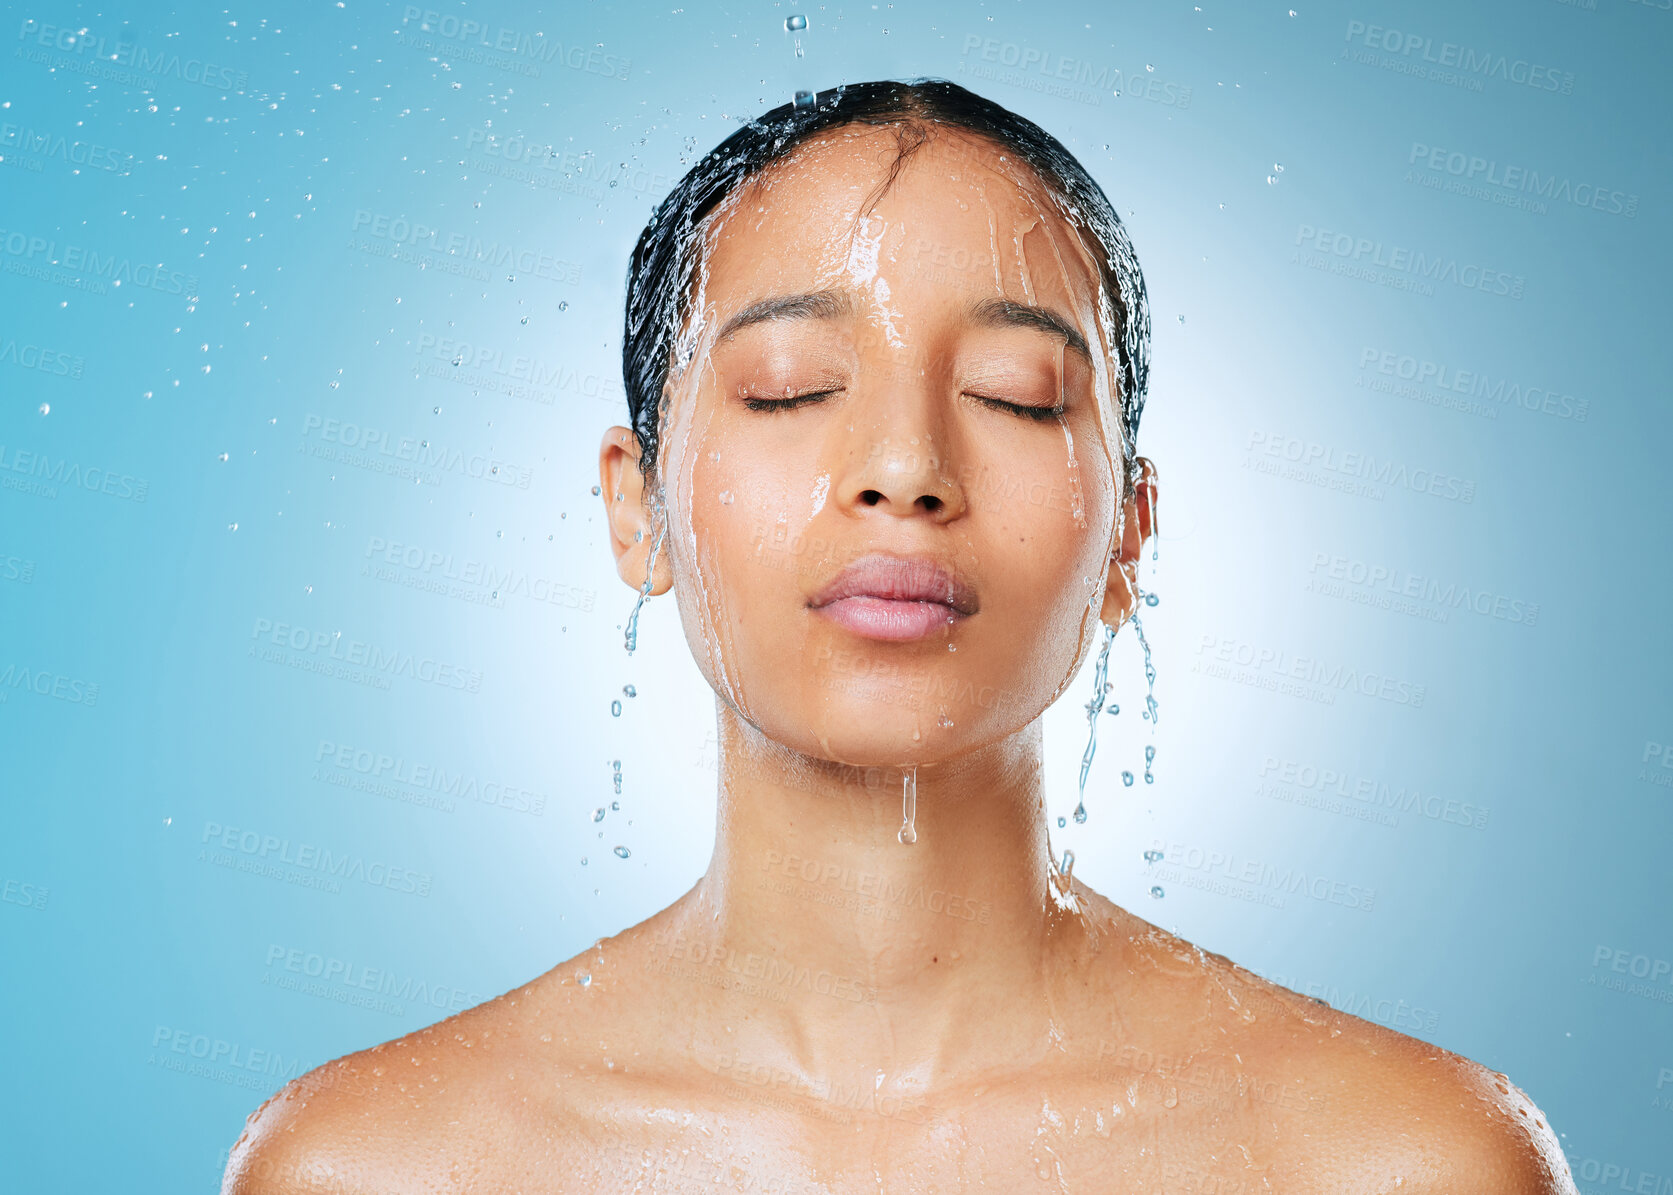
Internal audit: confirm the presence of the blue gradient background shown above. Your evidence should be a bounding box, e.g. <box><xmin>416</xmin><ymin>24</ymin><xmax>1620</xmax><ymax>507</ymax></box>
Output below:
<box><xmin>2</xmin><ymin>0</ymin><xmax>1669</xmax><ymax>1188</ymax></box>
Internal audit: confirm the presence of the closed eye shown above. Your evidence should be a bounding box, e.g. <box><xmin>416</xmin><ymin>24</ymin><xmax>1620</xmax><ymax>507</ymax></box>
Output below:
<box><xmin>966</xmin><ymin>391</ymin><xmax>1063</xmax><ymax>422</ymax></box>
<box><xmin>742</xmin><ymin>387</ymin><xmax>844</xmax><ymax>412</ymax></box>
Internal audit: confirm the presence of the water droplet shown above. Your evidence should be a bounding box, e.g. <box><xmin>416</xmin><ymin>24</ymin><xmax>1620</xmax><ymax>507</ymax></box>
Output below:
<box><xmin>1073</xmin><ymin>806</ymin><xmax>1087</xmax><ymax>824</ymax></box>
<box><xmin>520</xmin><ymin>316</ymin><xmax>529</xmax><ymax>325</ymax></box>
<box><xmin>1177</xmin><ymin>315</ymin><xmax>1185</xmax><ymax>325</ymax></box>
<box><xmin>1145</xmin><ymin>592</ymin><xmax>1159</xmax><ymax>606</ymax></box>
<box><xmin>611</xmin><ymin>800</ymin><xmax>620</xmax><ymax>811</ymax></box>
<box><xmin>38</xmin><ymin>403</ymin><xmax>50</xmax><ymax>416</ymax></box>
<box><xmin>1274</xmin><ymin>162</ymin><xmax>1285</xmax><ymax>174</ymax></box>
<box><xmin>623</xmin><ymin>684</ymin><xmax>636</xmax><ymax>698</ymax></box>
<box><xmin>591</xmin><ymin>485</ymin><xmax>601</xmax><ymax>495</ymax></box>
<box><xmin>1144</xmin><ymin>849</ymin><xmax>1164</xmax><ymax>864</ymax></box>
<box><xmin>580</xmin><ymin>857</ymin><xmax>587</xmax><ymax>865</ymax></box>
<box><xmin>937</xmin><ymin>714</ymin><xmax>953</xmax><ymax>728</ymax></box>
<box><xmin>794</xmin><ymin>89</ymin><xmax>816</xmax><ymax>109</ymax></box>
<box><xmin>613</xmin><ymin>845</ymin><xmax>631</xmax><ymax>859</ymax></box>
<box><xmin>1149</xmin><ymin>885</ymin><xmax>1165</xmax><ymax>898</ymax></box>
<box><xmin>1122</xmin><ymin>771</ymin><xmax>1134</xmax><ymax>786</ymax></box>
<box><xmin>1057</xmin><ymin>816</ymin><xmax>1066</xmax><ymax>828</ymax></box>
<box><xmin>218</xmin><ymin>453</ymin><xmax>229</xmax><ymax>462</ymax></box>
<box><xmin>593</xmin><ymin>808</ymin><xmax>606</xmax><ymax>822</ymax></box>
<box><xmin>610</xmin><ymin>700</ymin><xmax>622</xmax><ymax>717</ymax></box>
<box><xmin>718</xmin><ymin>490</ymin><xmax>734</xmax><ymax>504</ymax></box>
<box><xmin>898</xmin><ymin>768</ymin><xmax>918</xmax><ymax>845</ymax></box>
<box><xmin>1146</xmin><ymin>63</ymin><xmax>1155</xmax><ymax>72</ymax></box>
<box><xmin>578</xmin><ymin>973</ymin><xmax>592</xmax><ymax>986</ymax></box>
<box><xmin>559</xmin><ymin>301</ymin><xmax>569</xmax><ymax>311</ymax></box>
<box><xmin>785</xmin><ymin>14</ymin><xmax>807</xmax><ymax>31</ymax></box>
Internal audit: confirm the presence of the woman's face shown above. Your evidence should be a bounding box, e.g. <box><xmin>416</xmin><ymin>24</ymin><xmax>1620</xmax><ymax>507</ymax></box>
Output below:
<box><xmin>623</xmin><ymin>125</ymin><xmax>1138</xmax><ymax>767</ymax></box>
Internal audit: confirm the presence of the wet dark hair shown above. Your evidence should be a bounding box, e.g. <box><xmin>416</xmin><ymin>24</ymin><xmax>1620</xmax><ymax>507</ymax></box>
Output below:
<box><xmin>622</xmin><ymin>78</ymin><xmax>1151</xmax><ymax>491</ymax></box>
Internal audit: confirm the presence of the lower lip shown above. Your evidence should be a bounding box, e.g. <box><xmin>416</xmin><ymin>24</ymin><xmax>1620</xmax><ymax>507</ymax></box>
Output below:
<box><xmin>813</xmin><ymin>596</ymin><xmax>967</xmax><ymax>642</ymax></box>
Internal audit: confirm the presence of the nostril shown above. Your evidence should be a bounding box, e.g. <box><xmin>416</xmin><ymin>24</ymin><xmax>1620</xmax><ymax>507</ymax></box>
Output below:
<box><xmin>919</xmin><ymin>495</ymin><xmax>943</xmax><ymax>513</ymax></box>
<box><xmin>860</xmin><ymin>489</ymin><xmax>884</xmax><ymax>506</ymax></box>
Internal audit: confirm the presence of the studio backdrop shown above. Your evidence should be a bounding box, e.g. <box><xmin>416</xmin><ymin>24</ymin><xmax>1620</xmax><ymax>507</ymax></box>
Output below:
<box><xmin>1</xmin><ymin>0</ymin><xmax>1669</xmax><ymax>1188</ymax></box>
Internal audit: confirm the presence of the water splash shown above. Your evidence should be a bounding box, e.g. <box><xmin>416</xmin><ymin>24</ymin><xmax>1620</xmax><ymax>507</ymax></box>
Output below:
<box><xmin>1058</xmin><ymin>849</ymin><xmax>1076</xmax><ymax>887</ymax></box>
<box><xmin>1073</xmin><ymin>622</ymin><xmax>1117</xmax><ymax>824</ymax></box>
<box><xmin>898</xmin><ymin>767</ymin><xmax>918</xmax><ymax>845</ymax></box>
<box><xmin>1130</xmin><ymin>607</ymin><xmax>1158</xmax><ymax>725</ymax></box>
<box><xmin>623</xmin><ymin>515</ymin><xmax>668</xmax><ymax>655</ymax></box>
<box><xmin>1143</xmin><ymin>743</ymin><xmax>1156</xmax><ymax>784</ymax></box>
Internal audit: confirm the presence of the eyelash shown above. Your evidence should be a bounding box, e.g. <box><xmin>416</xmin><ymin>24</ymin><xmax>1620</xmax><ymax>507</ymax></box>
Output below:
<box><xmin>740</xmin><ymin>389</ymin><xmax>1062</xmax><ymax>422</ymax></box>
<box><xmin>741</xmin><ymin>388</ymin><xmax>843</xmax><ymax>412</ymax></box>
<box><xmin>968</xmin><ymin>392</ymin><xmax>1064</xmax><ymax>422</ymax></box>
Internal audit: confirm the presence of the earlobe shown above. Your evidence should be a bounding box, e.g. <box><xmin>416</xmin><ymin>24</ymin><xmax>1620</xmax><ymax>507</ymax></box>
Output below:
<box><xmin>598</xmin><ymin>427</ymin><xmax>672</xmax><ymax>596</ymax></box>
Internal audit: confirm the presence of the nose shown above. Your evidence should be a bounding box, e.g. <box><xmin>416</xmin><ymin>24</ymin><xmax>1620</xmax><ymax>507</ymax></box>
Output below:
<box><xmin>835</xmin><ymin>421</ymin><xmax>966</xmax><ymax>521</ymax></box>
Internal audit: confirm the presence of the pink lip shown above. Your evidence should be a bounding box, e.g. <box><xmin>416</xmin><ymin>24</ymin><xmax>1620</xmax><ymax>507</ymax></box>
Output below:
<box><xmin>808</xmin><ymin>555</ymin><xmax>977</xmax><ymax>643</ymax></box>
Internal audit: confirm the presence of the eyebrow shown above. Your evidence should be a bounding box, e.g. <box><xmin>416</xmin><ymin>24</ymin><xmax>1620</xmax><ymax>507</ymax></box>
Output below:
<box><xmin>716</xmin><ymin>289</ymin><xmax>854</xmax><ymax>341</ymax></box>
<box><xmin>968</xmin><ymin>297</ymin><xmax>1092</xmax><ymax>362</ymax></box>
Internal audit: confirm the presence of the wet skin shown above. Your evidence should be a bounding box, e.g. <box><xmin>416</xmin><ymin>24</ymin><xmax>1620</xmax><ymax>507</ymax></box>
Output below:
<box><xmin>224</xmin><ymin>128</ymin><xmax>1575</xmax><ymax>1193</ymax></box>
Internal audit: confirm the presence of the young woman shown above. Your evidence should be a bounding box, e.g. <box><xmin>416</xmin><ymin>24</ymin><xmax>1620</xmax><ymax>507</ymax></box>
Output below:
<box><xmin>224</xmin><ymin>81</ymin><xmax>1574</xmax><ymax>1193</ymax></box>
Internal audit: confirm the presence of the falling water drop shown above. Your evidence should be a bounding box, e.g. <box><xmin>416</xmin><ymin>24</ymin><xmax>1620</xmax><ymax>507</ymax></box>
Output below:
<box><xmin>1149</xmin><ymin>886</ymin><xmax>1165</xmax><ymax>899</ymax></box>
<box><xmin>1122</xmin><ymin>771</ymin><xmax>1135</xmax><ymax>786</ymax></box>
<box><xmin>623</xmin><ymin>684</ymin><xmax>636</xmax><ymax>698</ymax></box>
<box><xmin>1130</xmin><ymin>610</ymin><xmax>1159</xmax><ymax>725</ymax></box>
<box><xmin>785</xmin><ymin>14</ymin><xmax>807</xmax><ymax>31</ymax></box>
<box><xmin>1057</xmin><ymin>816</ymin><xmax>1067</xmax><ymax>828</ymax></box>
<box><xmin>613</xmin><ymin>846</ymin><xmax>631</xmax><ymax>859</ymax></box>
<box><xmin>1059</xmin><ymin>849</ymin><xmax>1076</xmax><ymax>887</ymax></box>
<box><xmin>610</xmin><ymin>700</ymin><xmax>622</xmax><ymax>717</ymax></box>
<box><xmin>1143</xmin><ymin>849</ymin><xmax>1164</xmax><ymax>864</ymax></box>
<box><xmin>898</xmin><ymin>767</ymin><xmax>918</xmax><ymax>845</ymax></box>
<box><xmin>1144</xmin><ymin>743</ymin><xmax>1156</xmax><ymax>784</ymax></box>
<box><xmin>593</xmin><ymin>808</ymin><xmax>606</xmax><ymax>822</ymax></box>
<box><xmin>623</xmin><ymin>516</ymin><xmax>667</xmax><ymax>655</ymax></box>
<box><xmin>1144</xmin><ymin>592</ymin><xmax>1159</xmax><ymax>606</ymax></box>
<box><xmin>1073</xmin><ymin>622</ymin><xmax>1117</xmax><ymax>825</ymax></box>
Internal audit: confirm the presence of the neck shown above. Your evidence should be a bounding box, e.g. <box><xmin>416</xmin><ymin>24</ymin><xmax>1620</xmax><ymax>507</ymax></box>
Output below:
<box><xmin>665</xmin><ymin>702</ymin><xmax>1087</xmax><ymax>1085</ymax></box>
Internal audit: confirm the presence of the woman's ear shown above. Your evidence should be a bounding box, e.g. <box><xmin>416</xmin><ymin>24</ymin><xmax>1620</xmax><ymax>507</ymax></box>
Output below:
<box><xmin>1098</xmin><ymin>456</ymin><xmax>1158</xmax><ymax>629</ymax></box>
<box><xmin>598</xmin><ymin>426</ymin><xmax>674</xmax><ymax>596</ymax></box>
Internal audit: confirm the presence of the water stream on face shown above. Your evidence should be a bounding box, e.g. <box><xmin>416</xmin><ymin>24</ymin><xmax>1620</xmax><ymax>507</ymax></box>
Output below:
<box><xmin>898</xmin><ymin>767</ymin><xmax>918</xmax><ymax>845</ymax></box>
<box><xmin>623</xmin><ymin>514</ymin><xmax>668</xmax><ymax>655</ymax></box>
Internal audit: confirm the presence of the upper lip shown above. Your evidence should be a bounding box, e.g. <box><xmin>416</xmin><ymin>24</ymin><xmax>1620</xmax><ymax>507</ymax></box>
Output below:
<box><xmin>808</xmin><ymin>553</ymin><xmax>979</xmax><ymax>616</ymax></box>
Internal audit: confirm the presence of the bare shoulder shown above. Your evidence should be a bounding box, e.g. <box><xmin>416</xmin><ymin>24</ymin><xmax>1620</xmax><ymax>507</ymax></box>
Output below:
<box><xmin>220</xmin><ymin>944</ymin><xmax>621</xmax><ymax>1195</ymax></box>
<box><xmin>1079</xmin><ymin>899</ymin><xmax>1577</xmax><ymax>1192</ymax></box>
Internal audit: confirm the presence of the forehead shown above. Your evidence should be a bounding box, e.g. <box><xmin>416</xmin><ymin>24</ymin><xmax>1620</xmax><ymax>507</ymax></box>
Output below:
<box><xmin>698</xmin><ymin>124</ymin><xmax>1105</xmax><ymax>325</ymax></box>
